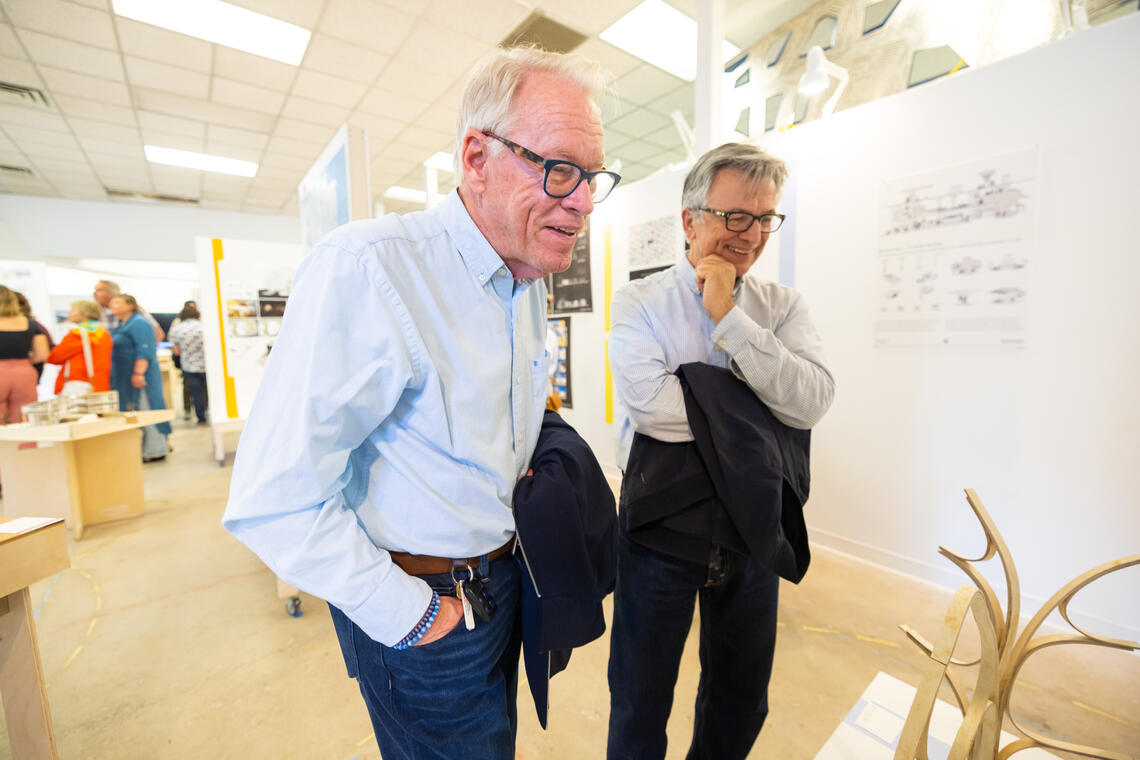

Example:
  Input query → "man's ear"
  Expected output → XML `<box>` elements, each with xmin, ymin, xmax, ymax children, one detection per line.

<box><xmin>459</xmin><ymin>129</ymin><xmax>489</xmax><ymax>193</ymax></box>
<box><xmin>681</xmin><ymin>207</ymin><xmax>696</xmax><ymax>241</ymax></box>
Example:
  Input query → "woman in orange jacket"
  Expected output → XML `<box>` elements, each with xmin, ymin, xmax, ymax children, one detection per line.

<box><xmin>47</xmin><ymin>300</ymin><xmax>112</xmax><ymax>395</ymax></box>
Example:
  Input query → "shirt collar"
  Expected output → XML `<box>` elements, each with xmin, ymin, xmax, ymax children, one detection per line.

<box><xmin>439</xmin><ymin>189</ymin><xmax>518</xmax><ymax>288</ymax></box>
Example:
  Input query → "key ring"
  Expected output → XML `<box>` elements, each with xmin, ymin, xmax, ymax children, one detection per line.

<box><xmin>450</xmin><ymin>561</ymin><xmax>474</xmax><ymax>584</ymax></box>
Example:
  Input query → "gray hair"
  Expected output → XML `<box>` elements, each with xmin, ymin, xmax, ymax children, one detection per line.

<box><xmin>682</xmin><ymin>143</ymin><xmax>788</xmax><ymax>210</ymax></box>
<box><xmin>96</xmin><ymin>279</ymin><xmax>121</xmax><ymax>295</ymax></box>
<box><xmin>454</xmin><ymin>46</ymin><xmax>610</xmax><ymax>175</ymax></box>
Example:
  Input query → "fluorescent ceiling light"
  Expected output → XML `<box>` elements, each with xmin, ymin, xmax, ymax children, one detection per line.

<box><xmin>112</xmin><ymin>0</ymin><xmax>311</xmax><ymax>66</ymax></box>
<box><xmin>145</xmin><ymin>145</ymin><xmax>258</xmax><ymax>177</ymax></box>
<box><xmin>423</xmin><ymin>152</ymin><xmax>455</xmax><ymax>173</ymax></box>
<box><xmin>600</xmin><ymin>0</ymin><xmax>740</xmax><ymax>82</ymax></box>
<box><xmin>383</xmin><ymin>186</ymin><xmax>427</xmax><ymax>204</ymax></box>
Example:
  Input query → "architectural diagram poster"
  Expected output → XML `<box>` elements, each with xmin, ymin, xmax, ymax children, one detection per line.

<box><xmin>551</xmin><ymin>226</ymin><xmax>592</xmax><ymax>313</ymax></box>
<box><xmin>628</xmin><ymin>215</ymin><xmax>680</xmax><ymax>275</ymax></box>
<box><xmin>548</xmin><ymin>317</ymin><xmax>571</xmax><ymax>408</ymax></box>
<box><xmin>298</xmin><ymin>123</ymin><xmax>371</xmax><ymax>252</ymax></box>
<box><xmin>875</xmin><ymin>148</ymin><xmax>1037</xmax><ymax>347</ymax></box>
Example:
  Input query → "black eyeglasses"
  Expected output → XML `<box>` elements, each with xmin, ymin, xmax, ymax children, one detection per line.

<box><xmin>484</xmin><ymin>132</ymin><xmax>621</xmax><ymax>203</ymax></box>
<box><xmin>698</xmin><ymin>207</ymin><xmax>786</xmax><ymax>234</ymax></box>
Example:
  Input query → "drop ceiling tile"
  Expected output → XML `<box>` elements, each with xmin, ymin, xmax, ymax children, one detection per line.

<box><xmin>600</xmin><ymin>92</ymin><xmax>639</xmax><ymax>123</ymax></box>
<box><xmin>280</xmin><ymin>96</ymin><xmax>348</xmax><ymax>127</ymax></box>
<box><xmin>302</xmin><ymin>34</ymin><xmax>389</xmax><ymax>84</ymax></box>
<box><xmin>259</xmin><ymin>152</ymin><xmax>314</xmax><ymax>171</ymax></box>
<box><xmin>370</xmin><ymin>154</ymin><xmax>417</xmax><ymax>178</ymax></box>
<box><xmin>537</xmin><ymin>0</ymin><xmax>643</xmax><ymax>37</ymax></box>
<box><xmin>134</xmin><ymin>88</ymin><xmax>277</xmax><ymax>133</ymax></box>
<box><xmin>252</xmin><ymin>166</ymin><xmax>302</xmax><ymax>185</ymax></box>
<box><xmin>77</xmin><ymin>135</ymin><xmax>145</xmax><ymax>158</ymax></box>
<box><xmin>4</xmin><ymin>125</ymin><xmax>78</xmax><ymax>151</ymax></box>
<box><xmin>615</xmin><ymin>65</ymin><xmax>687</xmax><ymax>107</ymax></box>
<box><xmin>0</xmin><ymin>24</ymin><xmax>25</xmax><ymax>59</ymax></box>
<box><xmin>645</xmin><ymin>123</ymin><xmax>684</xmax><ymax>150</ymax></box>
<box><xmin>54</xmin><ymin>96</ymin><xmax>136</xmax><ymax>128</ymax></box>
<box><xmin>282</xmin><ymin>196</ymin><xmax>299</xmax><ymax>214</ymax></box>
<box><xmin>90</xmin><ymin>155</ymin><xmax>150</xmax><ymax>174</ymax></box>
<box><xmin>4</xmin><ymin>0</ymin><xmax>117</xmax><ymax>50</ymax></box>
<box><xmin>59</xmin><ymin>186</ymin><xmax>109</xmax><ymax>200</ymax></box>
<box><xmin>114</xmin><ymin>17</ymin><xmax>213</xmax><ymax>73</ymax></box>
<box><xmin>645</xmin><ymin>83</ymin><xmax>695</xmax><ymax>119</ymax></box>
<box><xmin>649</xmin><ymin>145</ymin><xmax>688</xmax><ymax>165</ymax></box>
<box><xmin>202</xmin><ymin>173</ymin><xmax>253</xmax><ymax>193</ymax></box>
<box><xmin>391</xmin><ymin>124</ymin><xmax>453</xmax><ymax>153</ymax></box>
<box><xmin>228</xmin><ymin>0</ymin><xmax>325</xmax><ymax>30</ymax></box>
<box><xmin>137</xmin><ymin>111</ymin><xmax>206</xmax><ymax>139</ymax></box>
<box><xmin>273</xmin><ymin>118</ymin><xmax>335</xmax><ymax>145</ymax></box>
<box><xmin>124</xmin><ymin>57</ymin><xmax>209</xmax><ymax>99</ymax></box>
<box><xmin>140</xmin><ymin>131</ymin><xmax>205</xmax><ymax>153</ymax></box>
<box><xmin>203</xmin><ymin>141</ymin><xmax>262</xmax><ymax>163</ymax></box>
<box><xmin>68</xmin><ymin>118</ymin><xmax>140</xmax><ymax>144</ymax></box>
<box><xmin>575</xmin><ymin>38</ymin><xmax>647</xmax><ymax>81</ymax></box>
<box><xmin>349</xmin><ymin>112</ymin><xmax>406</xmax><ymax>144</ymax></box>
<box><xmin>24</xmin><ymin>155</ymin><xmax>90</xmax><ymax>174</ymax></box>
<box><xmin>213</xmin><ymin>47</ymin><xmax>298</xmax><ymax>92</ymax></box>
<box><xmin>199</xmin><ymin>198</ymin><xmax>244</xmax><ymax>211</ymax></box>
<box><xmin>207</xmin><ymin>124</ymin><xmax>270</xmax><ymax>152</ymax></box>
<box><xmin>52</xmin><ymin>178</ymin><xmax>105</xmax><ymax>194</ymax></box>
<box><xmin>617</xmin><ymin>160</ymin><xmax>656</xmax><ymax>184</ymax></box>
<box><xmin>265</xmin><ymin>135</ymin><xmax>323</xmax><ymax>162</ymax></box>
<box><xmin>0</xmin><ymin>104</ymin><xmax>71</xmax><ymax>132</ymax></box>
<box><xmin>396</xmin><ymin>25</ymin><xmax>492</xmax><ymax>80</ymax></box>
<box><xmin>357</xmin><ymin>87</ymin><xmax>431</xmax><ymax>123</ymax></box>
<box><xmin>291</xmin><ymin>69</ymin><xmax>367</xmax><ymax>108</ymax></box>
<box><xmin>95</xmin><ymin>169</ymin><xmax>152</xmax><ymax>188</ymax></box>
<box><xmin>0</xmin><ymin>56</ymin><xmax>42</xmax><ymax>89</ymax></box>
<box><xmin>370</xmin><ymin>58</ymin><xmax>455</xmax><ymax>103</ymax></box>
<box><xmin>24</xmin><ymin>146</ymin><xmax>89</xmax><ymax>166</ymax></box>
<box><xmin>607</xmin><ymin>108</ymin><xmax>673</xmax><ymax>140</ymax></box>
<box><xmin>418</xmin><ymin>0</ymin><xmax>531</xmax><ymax>45</ymax></box>
<box><xmin>18</xmin><ymin>30</ymin><xmax>124</xmax><ymax>81</ymax></box>
<box><xmin>38</xmin><ymin>66</ymin><xmax>132</xmax><ymax>105</ymax></box>
<box><xmin>0</xmin><ymin>177</ymin><xmax>55</xmax><ymax>195</ymax></box>
<box><xmin>604</xmin><ymin>130</ymin><xmax>632</xmax><ymax>156</ymax></box>
<box><xmin>212</xmin><ymin>77</ymin><xmax>287</xmax><ymax>115</ymax></box>
<box><xmin>608</xmin><ymin>139</ymin><xmax>663</xmax><ymax>165</ymax></box>
<box><xmin>319</xmin><ymin>0</ymin><xmax>417</xmax><ymax>54</ymax></box>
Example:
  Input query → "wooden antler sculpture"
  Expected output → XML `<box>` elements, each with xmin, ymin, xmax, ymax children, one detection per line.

<box><xmin>893</xmin><ymin>489</ymin><xmax>1139</xmax><ymax>760</ymax></box>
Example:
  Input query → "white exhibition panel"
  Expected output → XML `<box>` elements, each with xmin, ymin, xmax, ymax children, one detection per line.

<box><xmin>194</xmin><ymin>237</ymin><xmax>305</xmax><ymax>427</ymax></box>
<box><xmin>755</xmin><ymin>15</ymin><xmax>1140</xmax><ymax>639</ymax></box>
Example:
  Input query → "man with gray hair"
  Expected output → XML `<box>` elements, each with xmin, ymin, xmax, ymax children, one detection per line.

<box><xmin>222</xmin><ymin>46</ymin><xmax>619</xmax><ymax>758</ymax></box>
<box><xmin>607</xmin><ymin>142</ymin><xmax>834</xmax><ymax>759</ymax></box>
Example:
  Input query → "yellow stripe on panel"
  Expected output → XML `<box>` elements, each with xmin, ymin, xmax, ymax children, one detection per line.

<box><xmin>604</xmin><ymin>224</ymin><xmax>614</xmax><ymax>424</ymax></box>
<box><xmin>605</xmin><ymin>340</ymin><xmax>613</xmax><ymax>424</ymax></box>
<box><xmin>212</xmin><ymin>239</ymin><xmax>239</xmax><ymax>418</ymax></box>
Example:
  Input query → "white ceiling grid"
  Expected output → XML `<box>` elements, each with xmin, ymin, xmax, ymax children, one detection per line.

<box><xmin>0</xmin><ymin>0</ymin><xmax>810</xmax><ymax>217</ymax></box>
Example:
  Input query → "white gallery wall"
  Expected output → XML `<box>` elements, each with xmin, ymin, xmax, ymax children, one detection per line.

<box><xmin>574</xmin><ymin>14</ymin><xmax>1139</xmax><ymax>640</ymax></box>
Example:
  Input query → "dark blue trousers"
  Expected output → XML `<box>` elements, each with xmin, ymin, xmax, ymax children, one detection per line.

<box><xmin>607</xmin><ymin>532</ymin><xmax>780</xmax><ymax>760</ymax></box>
<box><xmin>182</xmin><ymin>371</ymin><xmax>207</xmax><ymax>423</ymax></box>
<box><xmin>329</xmin><ymin>554</ymin><xmax>521</xmax><ymax>760</ymax></box>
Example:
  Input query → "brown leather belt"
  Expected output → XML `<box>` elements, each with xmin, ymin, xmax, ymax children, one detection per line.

<box><xmin>389</xmin><ymin>536</ymin><xmax>515</xmax><ymax>576</ymax></box>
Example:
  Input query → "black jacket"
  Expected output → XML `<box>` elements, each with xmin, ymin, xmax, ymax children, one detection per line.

<box><xmin>621</xmin><ymin>362</ymin><xmax>812</xmax><ymax>583</ymax></box>
<box><xmin>513</xmin><ymin>410</ymin><xmax>617</xmax><ymax>727</ymax></box>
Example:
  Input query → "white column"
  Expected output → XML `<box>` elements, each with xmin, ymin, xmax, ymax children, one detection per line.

<box><xmin>694</xmin><ymin>0</ymin><xmax>724</xmax><ymax>155</ymax></box>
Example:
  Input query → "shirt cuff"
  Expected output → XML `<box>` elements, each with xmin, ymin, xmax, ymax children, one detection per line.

<box><xmin>343</xmin><ymin>569</ymin><xmax>435</xmax><ymax>647</ymax></box>
<box><xmin>710</xmin><ymin>305</ymin><xmax>754</xmax><ymax>357</ymax></box>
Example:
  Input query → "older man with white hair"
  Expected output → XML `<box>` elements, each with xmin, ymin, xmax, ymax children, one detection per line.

<box><xmin>222</xmin><ymin>46</ymin><xmax>619</xmax><ymax>759</ymax></box>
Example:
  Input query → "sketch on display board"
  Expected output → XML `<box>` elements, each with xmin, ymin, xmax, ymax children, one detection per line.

<box><xmin>875</xmin><ymin>147</ymin><xmax>1037</xmax><ymax>347</ymax></box>
<box><xmin>550</xmin><ymin>225</ymin><xmax>592</xmax><ymax>313</ymax></box>
<box><xmin>628</xmin><ymin>215</ymin><xmax>681</xmax><ymax>277</ymax></box>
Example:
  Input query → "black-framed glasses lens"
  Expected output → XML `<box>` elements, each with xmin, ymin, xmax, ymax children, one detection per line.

<box><xmin>544</xmin><ymin>162</ymin><xmax>621</xmax><ymax>203</ymax></box>
<box><xmin>725</xmin><ymin>212</ymin><xmax>784</xmax><ymax>233</ymax></box>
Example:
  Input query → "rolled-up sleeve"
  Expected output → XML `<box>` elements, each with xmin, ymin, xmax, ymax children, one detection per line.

<box><xmin>222</xmin><ymin>242</ymin><xmax>432</xmax><ymax>646</ymax></box>
<box><xmin>711</xmin><ymin>292</ymin><xmax>835</xmax><ymax>429</ymax></box>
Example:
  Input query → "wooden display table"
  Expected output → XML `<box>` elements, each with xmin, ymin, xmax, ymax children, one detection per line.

<box><xmin>0</xmin><ymin>410</ymin><xmax>175</xmax><ymax>539</ymax></box>
<box><xmin>0</xmin><ymin>516</ymin><xmax>69</xmax><ymax>759</ymax></box>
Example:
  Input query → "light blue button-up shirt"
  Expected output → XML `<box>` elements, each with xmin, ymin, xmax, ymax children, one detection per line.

<box><xmin>611</xmin><ymin>255</ymin><xmax>835</xmax><ymax>470</ymax></box>
<box><xmin>222</xmin><ymin>190</ymin><xmax>548</xmax><ymax>645</ymax></box>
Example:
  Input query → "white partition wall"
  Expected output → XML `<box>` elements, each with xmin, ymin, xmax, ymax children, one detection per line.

<box><xmin>754</xmin><ymin>15</ymin><xmax>1140</xmax><ymax>639</ymax></box>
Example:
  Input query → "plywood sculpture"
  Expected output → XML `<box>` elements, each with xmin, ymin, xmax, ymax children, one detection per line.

<box><xmin>894</xmin><ymin>488</ymin><xmax>1139</xmax><ymax>760</ymax></box>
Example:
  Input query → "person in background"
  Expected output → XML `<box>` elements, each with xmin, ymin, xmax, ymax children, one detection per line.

<box><xmin>169</xmin><ymin>300</ymin><xmax>199</xmax><ymax>420</ymax></box>
<box><xmin>95</xmin><ymin>279</ymin><xmax>164</xmax><ymax>341</ymax></box>
<box><xmin>606</xmin><ymin>143</ymin><xmax>835</xmax><ymax>760</ymax></box>
<box><xmin>14</xmin><ymin>291</ymin><xmax>55</xmax><ymax>381</ymax></box>
<box><xmin>0</xmin><ymin>284</ymin><xmax>49</xmax><ymax>424</ymax></box>
<box><xmin>222</xmin><ymin>46</ymin><xmax>618</xmax><ymax>759</ymax></box>
<box><xmin>167</xmin><ymin>303</ymin><xmax>208</xmax><ymax>426</ymax></box>
<box><xmin>109</xmin><ymin>293</ymin><xmax>172</xmax><ymax>461</ymax></box>
<box><xmin>46</xmin><ymin>300</ymin><xmax>112</xmax><ymax>396</ymax></box>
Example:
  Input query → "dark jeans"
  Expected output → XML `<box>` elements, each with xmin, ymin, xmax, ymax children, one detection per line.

<box><xmin>607</xmin><ymin>533</ymin><xmax>780</xmax><ymax>760</ymax></box>
<box><xmin>329</xmin><ymin>553</ymin><xmax>522</xmax><ymax>760</ymax></box>
<box><xmin>182</xmin><ymin>371</ymin><xmax>207</xmax><ymax>423</ymax></box>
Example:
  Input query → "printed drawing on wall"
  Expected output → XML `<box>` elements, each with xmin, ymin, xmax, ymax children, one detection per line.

<box><xmin>628</xmin><ymin>215</ymin><xmax>681</xmax><ymax>276</ymax></box>
<box><xmin>551</xmin><ymin>225</ymin><xmax>592</xmax><ymax>313</ymax></box>
<box><xmin>548</xmin><ymin>317</ymin><xmax>571</xmax><ymax>409</ymax></box>
<box><xmin>875</xmin><ymin>147</ymin><xmax>1037</xmax><ymax>347</ymax></box>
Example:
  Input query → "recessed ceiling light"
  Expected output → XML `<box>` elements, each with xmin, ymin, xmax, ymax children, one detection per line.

<box><xmin>600</xmin><ymin>0</ymin><xmax>740</xmax><ymax>82</ymax></box>
<box><xmin>383</xmin><ymin>186</ymin><xmax>427</xmax><ymax>204</ymax></box>
<box><xmin>144</xmin><ymin>145</ymin><xmax>258</xmax><ymax>177</ymax></box>
<box><xmin>112</xmin><ymin>0</ymin><xmax>311</xmax><ymax>66</ymax></box>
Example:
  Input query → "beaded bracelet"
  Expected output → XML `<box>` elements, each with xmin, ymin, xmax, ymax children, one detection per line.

<box><xmin>392</xmin><ymin>589</ymin><xmax>441</xmax><ymax>650</ymax></box>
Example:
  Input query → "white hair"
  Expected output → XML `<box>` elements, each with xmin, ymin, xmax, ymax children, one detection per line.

<box><xmin>454</xmin><ymin>46</ymin><xmax>611</xmax><ymax>175</ymax></box>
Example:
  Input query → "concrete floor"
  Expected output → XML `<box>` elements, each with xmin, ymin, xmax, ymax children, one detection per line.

<box><xmin>2</xmin><ymin>420</ymin><xmax>1137</xmax><ymax>759</ymax></box>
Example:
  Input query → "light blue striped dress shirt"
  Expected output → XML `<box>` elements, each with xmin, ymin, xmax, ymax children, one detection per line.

<box><xmin>611</xmin><ymin>255</ymin><xmax>835</xmax><ymax>470</ymax></box>
<box><xmin>223</xmin><ymin>190</ymin><xmax>548</xmax><ymax>646</ymax></box>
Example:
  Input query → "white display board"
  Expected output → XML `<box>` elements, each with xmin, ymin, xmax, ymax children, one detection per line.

<box><xmin>298</xmin><ymin>123</ymin><xmax>371</xmax><ymax>251</ymax></box>
<box><xmin>194</xmin><ymin>237</ymin><xmax>305</xmax><ymax>430</ymax></box>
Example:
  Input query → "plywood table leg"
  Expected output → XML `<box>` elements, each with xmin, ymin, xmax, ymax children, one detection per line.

<box><xmin>0</xmin><ymin>588</ymin><xmax>60</xmax><ymax>759</ymax></box>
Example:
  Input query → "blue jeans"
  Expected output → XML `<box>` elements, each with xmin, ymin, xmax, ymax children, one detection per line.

<box><xmin>183</xmin><ymin>371</ymin><xmax>207</xmax><ymax>423</ymax></box>
<box><xmin>329</xmin><ymin>553</ymin><xmax>522</xmax><ymax>760</ymax></box>
<box><xmin>607</xmin><ymin>533</ymin><xmax>779</xmax><ymax>760</ymax></box>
